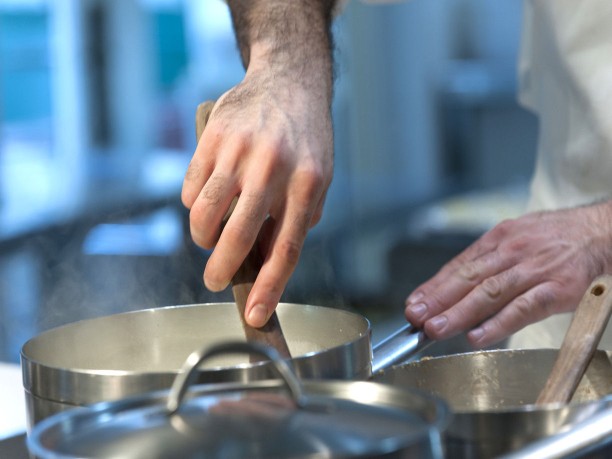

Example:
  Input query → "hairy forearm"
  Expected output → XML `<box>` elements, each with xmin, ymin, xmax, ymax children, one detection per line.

<box><xmin>586</xmin><ymin>198</ymin><xmax>612</xmax><ymax>274</ymax></box>
<box><xmin>227</xmin><ymin>0</ymin><xmax>336</xmax><ymax>100</ymax></box>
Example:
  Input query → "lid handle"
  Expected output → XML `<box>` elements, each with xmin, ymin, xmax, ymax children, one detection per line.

<box><xmin>166</xmin><ymin>341</ymin><xmax>304</xmax><ymax>415</ymax></box>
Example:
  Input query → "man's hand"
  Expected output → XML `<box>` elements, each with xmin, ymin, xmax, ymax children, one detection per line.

<box><xmin>405</xmin><ymin>200</ymin><xmax>612</xmax><ymax>347</ymax></box>
<box><xmin>182</xmin><ymin>77</ymin><xmax>333</xmax><ymax>327</ymax></box>
<box><xmin>182</xmin><ymin>0</ymin><xmax>336</xmax><ymax>328</ymax></box>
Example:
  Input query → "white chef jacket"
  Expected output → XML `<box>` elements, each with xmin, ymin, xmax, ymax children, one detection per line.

<box><xmin>519</xmin><ymin>0</ymin><xmax>612</xmax><ymax>212</ymax></box>
<box><xmin>510</xmin><ymin>0</ymin><xmax>612</xmax><ymax>350</ymax></box>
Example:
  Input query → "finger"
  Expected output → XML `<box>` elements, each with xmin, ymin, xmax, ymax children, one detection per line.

<box><xmin>422</xmin><ymin>265</ymin><xmax>534</xmax><ymax>340</ymax></box>
<box><xmin>466</xmin><ymin>282</ymin><xmax>563</xmax><ymax>348</ymax></box>
<box><xmin>406</xmin><ymin>229</ymin><xmax>503</xmax><ymax>301</ymax></box>
<box><xmin>181</xmin><ymin>127</ymin><xmax>220</xmax><ymax>208</ymax></box>
<box><xmin>404</xmin><ymin>220</ymin><xmax>517</xmax><ymax>309</ymax></box>
<box><xmin>405</xmin><ymin>248</ymin><xmax>512</xmax><ymax>327</ymax></box>
<box><xmin>309</xmin><ymin>187</ymin><xmax>329</xmax><ymax>227</ymax></box>
<box><xmin>189</xmin><ymin>173</ymin><xmax>239</xmax><ymax>251</ymax></box>
<box><xmin>203</xmin><ymin>189</ymin><xmax>270</xmax><ymax>292</ymax></box>
<box><xmin>244</xmin><ymin>199</ymin><xmax>318</xmax><ymax>328</ymax></box>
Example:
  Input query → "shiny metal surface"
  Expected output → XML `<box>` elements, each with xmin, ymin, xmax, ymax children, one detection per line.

<box><xmin>499</xmin><ymin>397</ymin><xmax>612</xmax><ymax>459</ymax></box>
<box><xmin>375</xmin><ymin>348</ymin><xmax>612</xmax><ymax>458</ymax></box>
<box><xmin>371</xmin><ymin>323</ymin><xmax>431</xmax><ymax>373</ymax></box>
<box><xmin>22</xmin><ymin>303</ymin><xmax>372</xmax><ymax>427</ymax></box>
<box><xmin>166</xmin><ymin>341</ymin><xmax>305</xmax><ymax>414</ymax></box>
<box><xmin>27</xmin><ymin>342</ymin><xmax>451</xmax><ymax>459</ymax></box>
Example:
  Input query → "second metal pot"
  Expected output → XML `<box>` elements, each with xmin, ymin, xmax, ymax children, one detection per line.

<box><xmin>374</xmin><ymin>348</ymin><xmax>612</xmax><ymax>458</ymax></box>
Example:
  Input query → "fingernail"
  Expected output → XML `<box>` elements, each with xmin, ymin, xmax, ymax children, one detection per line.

<box><xmin>407</xmin><ymin>303</ymin><xmax>428</xmax><ymax>319</ymax></box>
<box><xmin>469</xmin><ymin>327</ymin><xmax>485</xmax><ymax>342</ymax></box>
<box><xmin>407</xmin><ymin>291</ymin><xmax>424</xmax><ymax>304</ymax></box>
<box><xmin>247</xmin><ymin>304</ymin><xmax>268</xmax><ymax>327</ymax></box>
<box><xmin>428</xmin><ymin>315</ymin><xmax>448</xmax><ymax>332</ymax></box>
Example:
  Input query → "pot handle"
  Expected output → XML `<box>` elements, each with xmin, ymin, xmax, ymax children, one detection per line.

<box><xmin>371</xmin><ymin>323</ymin><xmax>433</xmax><ymax>374</ymax></box>
<box><xmin>166</xmin><ymin>341</ymin><xmax>305</xmax><ymax>415</ymax></box>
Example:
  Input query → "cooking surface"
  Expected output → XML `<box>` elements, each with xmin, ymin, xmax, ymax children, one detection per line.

<box><xmin>0</xmin><ymin>434</ymin><xmax>28</xmax><ymax>459</ymax></box>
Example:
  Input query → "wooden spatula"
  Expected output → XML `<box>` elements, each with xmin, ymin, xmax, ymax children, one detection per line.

<box><xmin>195</xmin><ymin>101</ymin><xmax>292</xmax><ymax>359</ymax></box>
<box><xmin>536</xmin><ymin>274</ymin><xmax>612</xmax><ymax>405</ymax></box>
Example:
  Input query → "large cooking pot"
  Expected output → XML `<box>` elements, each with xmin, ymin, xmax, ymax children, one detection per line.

<box><xmin>27</xmin><ymin>341</ymin><xmax>451</xmax><ymax>459</ymax></box>
<box><xmin>21</xmin><ymin>302</ymin><xmax>428</xmax><ymax>428</ymax></box>
<box><xmin>374</xmin><ymin>348</ymin><xmax>612</xmax><ymax>458</ymax></box>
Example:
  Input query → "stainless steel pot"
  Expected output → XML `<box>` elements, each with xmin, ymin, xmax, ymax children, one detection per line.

<box><xmin>374</xmin><ymin>348</ymin><xmax>612</xmax><ymax>458</ymax></box>
<box><xmin>21</xmin><ymin>302</ymin><xmax>428</xmax><ymax>428</ymax></box>
<box><xmin>499</xmin><ymin>396</ymin><xmax>612</xmax><ymax>458</ymax></box>
<box><xmin>27</xmin><ymin>341</ymin><xmax>451</xmax><ymax>459</ymax></box>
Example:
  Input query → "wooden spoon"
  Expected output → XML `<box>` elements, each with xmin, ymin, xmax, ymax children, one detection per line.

<box><xmin>195</xmin><ymin>101</ymin><xmax>292</xmax><ymax>359</ymax></box>
<box><xmin>536</xmin><ymin>274</ymin><xmax>612</xmax><ymax>405</ymax></box>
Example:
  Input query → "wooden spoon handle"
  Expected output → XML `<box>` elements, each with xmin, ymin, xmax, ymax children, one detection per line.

<box><xmin>195</xmin><ymin>102</ymin><xmax>292</xmax><ymax>359</ymax></box>
<box><xmin>536</xmin><ymin>274</ymin><xmax>612</xmax><ymax>405</ymax></box>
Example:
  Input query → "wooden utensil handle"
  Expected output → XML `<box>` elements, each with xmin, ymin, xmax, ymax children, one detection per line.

<box><xmin>536</xmin><ymin>274</ymin><xmax>612</xmax><ymax>405</ymax></box>
<box><xmin>195</xmin><ymin>102</ymin><xmax>292</xmax><ymax>359</ymax></box>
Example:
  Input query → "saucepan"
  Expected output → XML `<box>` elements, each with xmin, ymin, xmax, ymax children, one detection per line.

<box><xmin>375</xmin><ymin>274</ymin><xmax>612</xmax><ymax>458</ymax></box>
<box><xmin>21</xmin><ymin>301</ymin><xmax>429</xmax><ymax>428</ymax></box>
<box><xmin>375</xmin><ymin>348</ymin><xmax>612</xmax><ymax>458</ymax></box>
<box><xmin>27</xmin><ymin>341</ymin><xmax>451</xmax><ymax>459</ymax></box>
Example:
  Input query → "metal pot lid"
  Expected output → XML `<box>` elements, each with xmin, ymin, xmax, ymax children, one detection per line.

<box><xmin>28</xmin><ymin>342</ymin><xmax>450</xmax><ymax>459</ymax></box>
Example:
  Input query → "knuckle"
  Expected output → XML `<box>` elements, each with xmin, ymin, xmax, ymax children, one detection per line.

<box><xmin>505</xmin><ymin>235</ymin><xmax>529</xmax><ymax>255</ymax></box>
<box><xmin>298</xmin><ymin>162</ymin><xmax>327</xmax><ymax>191</ymax></box>
<box><xmin>183</xmin><ymin>161</ymin><xmax>202</xmax><ymax>183</ymax></box>
<box><xmin>481</xmin><ymin>276</ymin><xmax>502</xmax><ymax>300</ymax></box>
<box><xmin>512</xmin><ymin>288</ymin><xmax>557</xmax><ymax>324</ymax></box>
<box><xmin>231</xmin><ymin>130</ymin><xmax>253</xmax><ymax>154</ymax></box>
<box><xmin>201</xmin><ymin>175</ymin><xmax>226</xmax><ymax>206</ymax></box>
<box><xmin>458</xmin><ymin>262</ymin><xmax>481</xmax><ymax>282</ymax></box>
<box><xmin>512</xmin><ymin>295</ymin><xmax>533</xmax><ymax>320</ymax></box>
<box><xmin>188</xmin><ymin>208</ymin><xmax>216</xmax><ymax>249</ymax></box>
<box><xmin>492</xmin><ymin>218</ymin><xmax>516</xmax><ymax>237</ymax></box>
<box><xmin>275</xmin><ymin>237</ymin><xmax>302</xmax><ymax>267</ymax></box>
<box><xmin>261</xmin><ymin>137</ymin><xmax>287</xmax><ymax>163</ymax></box>
<box><xmin>532</xmin><ymin>286</ymin><xmax>558</xmax><ymax>316</ymax></box>
<box><xmin>182</xmin><ymin>165</ymin><xmax>205</xmax><ymax>208</ymax></box>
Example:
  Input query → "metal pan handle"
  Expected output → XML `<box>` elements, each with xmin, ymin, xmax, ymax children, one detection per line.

<box><xmin>166</xmin><ymin>341</ymin><xmax>304</xmax><ymax>415</ymax></box>
<box><xmin>371</xmin><ymin>323</ymin><xmax>433</xmax><ymax>374</ymax></box>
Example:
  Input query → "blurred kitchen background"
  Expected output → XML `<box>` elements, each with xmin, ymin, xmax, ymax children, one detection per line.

<box><xmin>0</xmin><ymin>0</ymin><xmax>538</xmax><ymax>364</ymax></box>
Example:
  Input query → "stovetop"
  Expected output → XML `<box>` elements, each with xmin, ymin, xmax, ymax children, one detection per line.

<box><xmin>0</xmin><ymin>433</ymin><xmax>28</xmax><ymax>459</ymax></box>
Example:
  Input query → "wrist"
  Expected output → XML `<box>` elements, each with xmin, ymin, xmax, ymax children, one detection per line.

<box><xmin>586</xmin><ymin>199</ymin><xmax>612</xmax><ymax>275</ymax></box>
<box><xmin>246</xmin><ymin>41</ymin><xmax>333</xmax><ymax>100</ymax></box>
<box><xmin>228</xmin><ymin>0</ymin><xmax>335</xmax><ymax>102</ymax></box>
